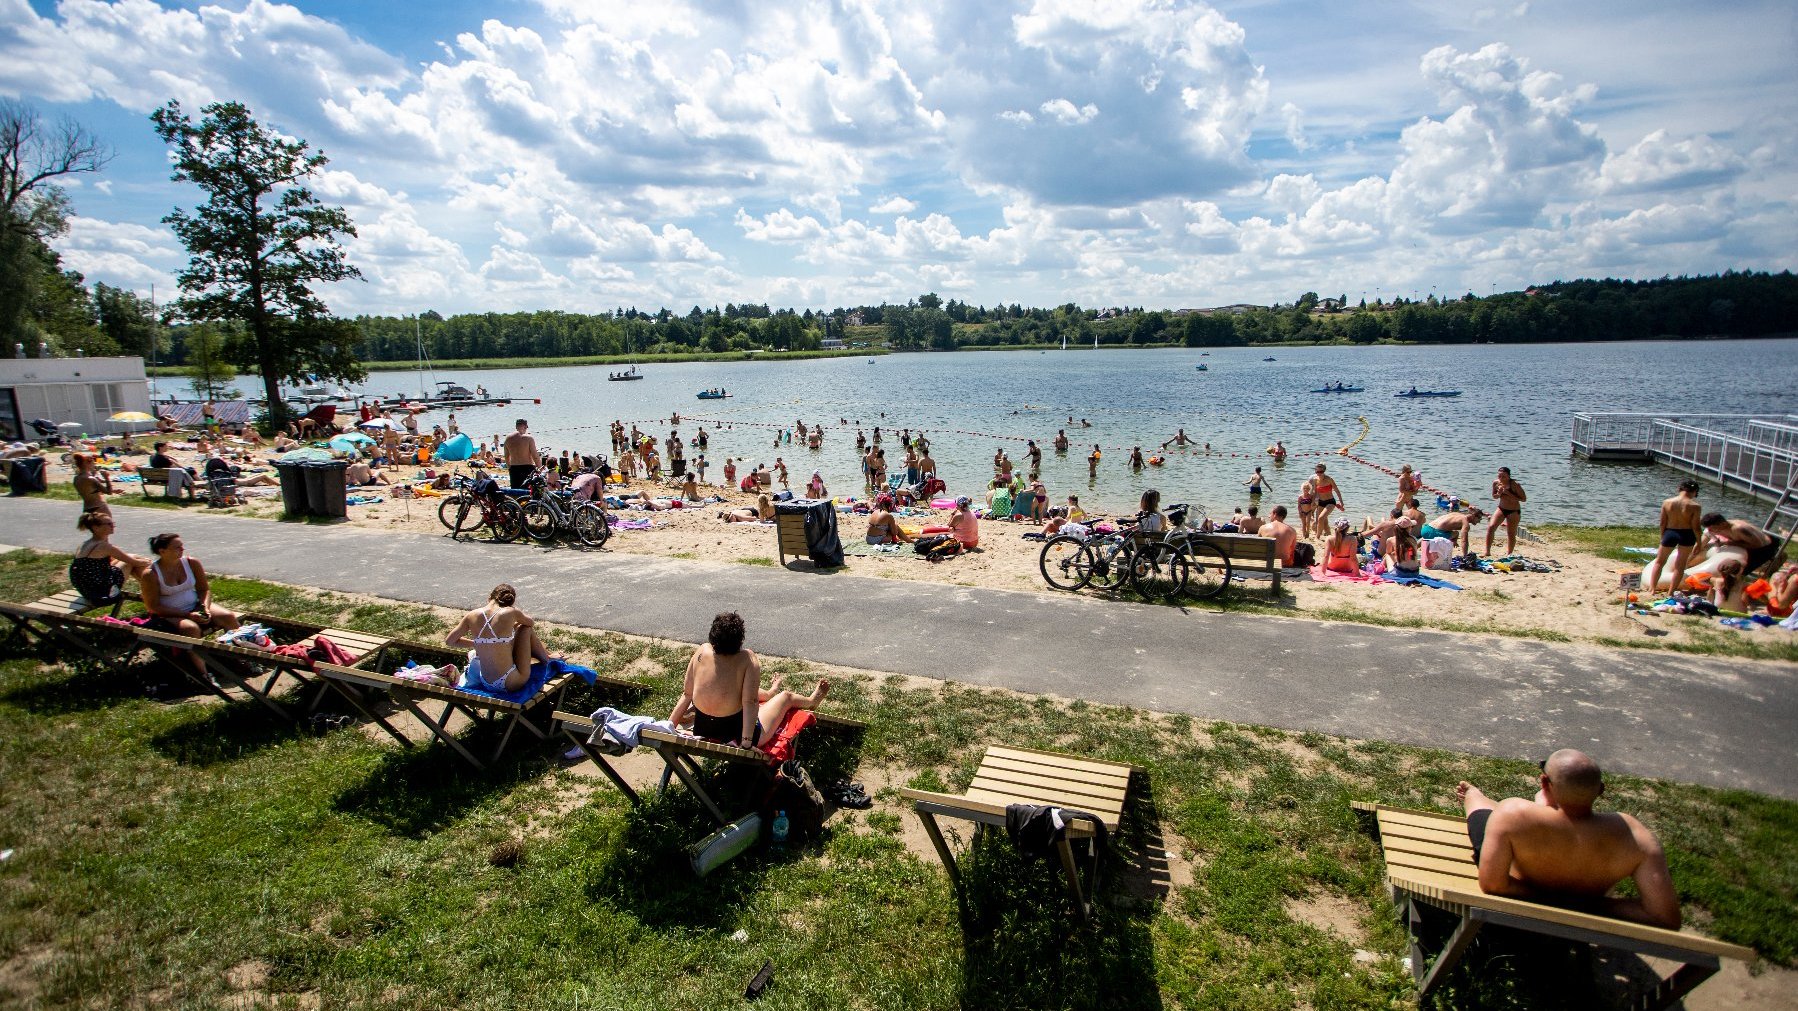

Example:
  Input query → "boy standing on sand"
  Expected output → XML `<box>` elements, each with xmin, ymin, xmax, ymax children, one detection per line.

<box><xmin>1647</xmin><ymin>480</ymin><xmax>1703</xmax><ymax>593</ymax></box>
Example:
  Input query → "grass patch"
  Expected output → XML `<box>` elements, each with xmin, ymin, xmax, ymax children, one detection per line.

<box><xmin>1539</xmin><ymin>523</ymin><xmax>1797</xmax><ymax>565</ymax></box>
<box><xmin>0</xmin><ymin>554</ymin><xmax>1792</xmax><ymax>1008</ymax></box>
<box><xmin>736</xmin><ymin>556</ymin><xmax>776</xmax><ymax>567</ymax></box>
<box><xmin>1312</xmin><ymin>605</ymin><xmax>1572</xmax><ymax>642</ymax></box>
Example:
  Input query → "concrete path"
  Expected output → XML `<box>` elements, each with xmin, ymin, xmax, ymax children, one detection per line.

<box><xmin>3</xmin><ymin>496</ymin><xmax>1794</xmax><ymax>798</ymax></box>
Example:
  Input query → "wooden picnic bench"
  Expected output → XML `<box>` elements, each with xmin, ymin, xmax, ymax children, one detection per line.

<box><xmin>178</xmin><ymin>615</ymin><xmax>394</xmax><ymax>728</ymax></box>
<box><xmin>555</xmin><ymin>708</ymin><xmax>867</xmax><ymax>825</ymax></box>
<box><xmin>902</xmin><ymin>745</ymin><xmax>1138</xmax><ymax>920</ymax></box>
<box><xmin>0</xmin><ymin>589</ymin><xmax>144</xmax><ymax>664</ymax></box>
<box><xmin>137</xmin><ymin>466</ymin><xmax>195</xmax><ymax>499</ymax></box>
<box><xmin>1201</xmin><ymin>531</ymin><xmax>1286</xmax><ymax>594</ymax></box>
<box><xmin>775</xmin><ymin>512</ymin><xmax>809</xmax><ymax>566</ymax></box>
<box><xmin>1358</xmin><ymin>802</ymin><xmax>1756</xmax><ymax>1009</ymax></box>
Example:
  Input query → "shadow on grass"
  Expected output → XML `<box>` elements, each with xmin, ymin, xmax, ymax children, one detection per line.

<box><xmin>0</xmin><ymin>646</ymin><xmax>197</xmax><ymax>714</ymax></box>
<box><xmin>954</xmin><ymin>771</ymin><xmax>1167</xmax><ymax>1011</ymax></box>
<box><xmin>331</xmin><ymin>734</ymin><xmax>548</xmax><ymax>839</ymax></box>
<box><xmin>585</xmin><ymin>779</ymin><xmax>777</xmax><ymax>931</ymax></box>
<box><xmin>148</xmin><ymin>696</ymin><xmax>301</xmax><ymax>766</ymax></box>
<box><xmin>1410</xmin><ymin>905</ymin><xmax>1680</xmax><ymax>1010</ymax></box>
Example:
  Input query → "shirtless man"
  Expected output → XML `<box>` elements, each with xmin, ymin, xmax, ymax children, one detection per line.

<box><xmin>1260</xmin><ymin>505</ymin><xmax>1298</xmax><ymax>567</ymax></box>
<box><xmin>1160</xmin><ymin>429</ymin><xmax>1196</xmax><ymax>451</ymax></box>
<box><xmin>1485</xmin><ymin>466</ymin><xmax>1527</xmax><ymax>556</ymax></box>
<box><xmin>1701</xmin><ymin>512</ymin><xmax>1781</xmax><ymax>577</ymax></box>
<box><xmin>503</xmin><ymin>419</ymin><xmax>538</xmax><ymax>489</ymax></box>
<box><xmin>917</xmin><ymin>448</ymin><xmax>936</xmax><ymax>479</ymax></box>
<box><xmin>670</xmin><ymin>612</ymin><xmax>829</xmax><ymax>748</ymax></box>
<box><xmin>1647</xmin><ymin>481</ymin><xmax>1703</xmax><ymax>594</ymax></box>
<box><xmin>1456</xmin><ymin>750</ymin><xmax>1679</xmax><ymax>928</ymax></box>
<box><xmin>1238</xmin><ymin>505</ymin><xmax>1265</xmax><ymax>535</ymax></box>
<box><xmin>1053</xmin><ymin>429</ymin><xmax>1069</xmax><ymax>452</ymax></box>
<box><xmin>1423</xmin><ymin>505</ymin><xmax>1485</xmax><ymax>554</ymax></box>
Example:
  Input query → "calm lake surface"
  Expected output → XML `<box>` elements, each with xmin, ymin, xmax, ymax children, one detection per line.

<box><xmin>229</xmin><ymin>339</ymin><xmax>1798</xmax><ymax>525</ymax></box>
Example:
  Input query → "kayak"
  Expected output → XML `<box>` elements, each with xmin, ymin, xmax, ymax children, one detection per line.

<box><xmin>1395</xmin><ymin>390</ymin><xmax>1462</xmax><ymax>398</ymax></box>
<box><xmin>695</xmin><ymin>391</ymin><xmax>731</xmax><ymax>399</ymax></box>
<box><xmin>1309</xmin><ymin>386</ymin><xmax>1364</xmax><ymax>393</ymax></box>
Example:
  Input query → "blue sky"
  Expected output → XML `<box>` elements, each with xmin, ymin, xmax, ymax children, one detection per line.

<box><xmin>3</xmin><ymin>0</ymin><xmax>1794</xmax><ymax>316</ymax></box>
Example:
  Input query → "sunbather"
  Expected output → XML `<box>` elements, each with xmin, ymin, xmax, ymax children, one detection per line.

<box><xmin>138</xmin><ymin>532</ymin><xmax>241</xmax><ymax>672</ymax></box>
<box><xmin>722</xmin><ymin>493</ymin><xmax>774</xmax><ymax>523</ymax></box>
<box><xmin>1323</xmin><ymin>520</ymin><xmax>1359</xmax><ymax>574</ymax></box>
<box><xmin>669</xmin><ymin>612</ymin><xmax>828</xmax><ymax>747</ymax></box>
<box><xmin>70</xmin><ymin>510</ymin><xmax>146</xmax><ymax>605</ymax></box>
<box><xmin>444</xmin><ymin>583</ymin><xmax>550</xmax><ymax>694</ymax></box>
<box><xmin>865</xmin><ymin>494</ymin><xmax>913</xmax><ymax>544</ymax></box>
<box><xmin>1455</xmin><ymin>749</ymin><xmax>1679</xmax><ymax>928</ymax></box>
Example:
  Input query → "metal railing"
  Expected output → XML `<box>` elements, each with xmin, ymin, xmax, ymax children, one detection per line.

<box><xmin>1573</xmin><ymin>412</ymin><xmax>1798</xmax><ymax>503</ymax></box>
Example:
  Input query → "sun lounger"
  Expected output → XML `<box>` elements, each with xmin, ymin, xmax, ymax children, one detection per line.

<box><xmin>0</xmin><ymin>590</ymin><xmax>144</xmax><ymax>665</ymax></box>
<box><xmin>181</xmin><ymin>615</ymin><xmax>396</xmax><ymax>729</ymax></box>
<box><xmin>902</xmin><ymin>745</ymin><xmax>1137</xmax><ymax>920</ymax></box>
<box><xmin>313</xmin><ymin>639</ymin><xmax>592</xmax><ymax>770</ymax></box>
<box><xmin>1356</xmin><ymin>802</ymin><xmax>1756</xmax><ymax>1009</ymax></box>
<box><xmin>554</xmin><ymin>708</ymin><xmax>867</xmax><ymax>826</ymax></box>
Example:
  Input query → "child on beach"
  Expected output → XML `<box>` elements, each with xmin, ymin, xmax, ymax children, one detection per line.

<box><xmin>722</xmin><ymin>458</ymin><xmax>736</xmax><ymax>487</ymax></box>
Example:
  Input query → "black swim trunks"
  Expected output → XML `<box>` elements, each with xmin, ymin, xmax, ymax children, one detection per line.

<box><xmin>508</xmin><ymin>464</ymin><xmax>534</xmax><ymax>489</ymax></box>
<box><xmin>1466</xmin><ymin>808</ymin><xmax>1492</xmax><ymax>865</ymax></box>
<box><xmin>692</xmin><ymin>708</ymin><xmax>761</xmax><ymax>746</ymax></box>
<box><xmin>1660</xmin><ymin>528</ymin><xmax>1697</xmax><ymax>548</ymax></box>
<box><xmin>1744</xmin><ymin>539</ymin><xmax>1780</xmax><ymax>574</ymax></box>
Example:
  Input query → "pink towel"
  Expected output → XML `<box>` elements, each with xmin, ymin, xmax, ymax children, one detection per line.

<box><xmin>1308</xmin><ymin>565</ymin><xmax>1386</xmax><ymax>585</ymax></box>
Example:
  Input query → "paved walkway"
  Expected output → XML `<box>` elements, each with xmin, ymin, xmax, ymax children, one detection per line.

<box><xmin>3</xmin><ymin>497</ymin><xmax>1794</xmax><ymax>798</ymax></box>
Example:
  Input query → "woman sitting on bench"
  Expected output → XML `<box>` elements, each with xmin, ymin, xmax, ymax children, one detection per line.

<box><xmin>70</xmin><ymin>510</ymin><xmax>146</xmax><ymax>606</ymax></box>
<box><xmin>139</xmin><ymin>532</ymin><xmax>241</xmax><ymax>672</ymax></box>
<box><xmin>444</xmin><ymin>583</ymin><xmax>550</xmax><ymax>694</ymax></box>
<box><xmin>670</xmin><ymin>612</ymin><xmax>828</xmax><ymax>748</ymax></box>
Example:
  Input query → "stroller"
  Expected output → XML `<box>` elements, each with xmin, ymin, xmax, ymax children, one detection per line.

<box><xmin>29</xmin><ymin>419</ymin><xmax>63</xmax><ymax>446</ymax></box>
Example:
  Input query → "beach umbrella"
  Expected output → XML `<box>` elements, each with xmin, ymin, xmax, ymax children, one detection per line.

<box><xmin>433</xmin><ymin>432</ymin><xmax>474</xmax><ymax>461</ymax></box>
<box><xmin>328</xmin><ymin>433</ymin><xmax>373</xmax><ymax>453</ymax></box>
<box><xmin>358</xmin><ymin>418</ymin><xmax>403</xmax><ymax>431</ymax></box>
<box><xmin>109</xmin><ymin>410</ymin><xmax>157</xmax><ymax>438</ymax></box>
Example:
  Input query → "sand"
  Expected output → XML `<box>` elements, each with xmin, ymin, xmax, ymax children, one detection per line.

<box><xmin>64</xmin><ymin>439</ymin><xmax>1793</xmax><ymax>655</ymax></box>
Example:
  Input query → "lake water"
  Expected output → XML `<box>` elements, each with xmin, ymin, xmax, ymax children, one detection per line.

<box><xmin>220</xmin><ymin>338</ymin><xmax>1798</xmax><ymax>525</ymax></box>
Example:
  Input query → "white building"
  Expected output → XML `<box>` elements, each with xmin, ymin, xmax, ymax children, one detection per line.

<box><xmin>0</xmin><ymin>356</ymin><xmax>153</xmax><ymax>441</ymax></box>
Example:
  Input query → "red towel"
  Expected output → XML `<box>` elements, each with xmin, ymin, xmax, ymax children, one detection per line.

<box><xmin>757</xmin><ymin>708</ymin><xmax>816</xmax><ymax>763</ymax></box>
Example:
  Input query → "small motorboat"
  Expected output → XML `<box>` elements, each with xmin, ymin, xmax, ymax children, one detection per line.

<box><xmin>1309</xmin><ymin>385</ymin><xmax>1364</xmax><ymax>393</ymax></box>
<box><xmin>1194</xmin><ymin>364</ymin><xmax>1209</xmax><ymax>371</ymax></box>
<box><xmin>1395</xmin><ymin>389</ymin><xmax>1462</xmax><ymax>398</ymax></box>
<box><xmin>695</xmin><ymin>389</ymin><xmax>731</xmax><ymax>400</ymax></box>
<box><xmin>608</xmin><ymin>366</ymin><xmax>644</xmax><ymax>382</ymax></box>
<box><xmin>1262</xmin><ymin>356</ymin><xmax>1277</xmax><ymax>361</ymax></box>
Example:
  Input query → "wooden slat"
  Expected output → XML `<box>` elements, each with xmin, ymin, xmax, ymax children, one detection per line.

<box><xmin>1379</xmin><ymin>820</ymin><xmax>1477</xmax><ymax>850</ymax></box>
<box><xmin>1383</xmin><ymin>834</ymin><xmax>1477</xmax><ymax>865</ymax></box>
<box><xmin>978</xmin><ymin>753</ymin><xmax>1132</xmax><ymax>796</ymax></box>
<box><xmin>972</xmin><ymin>767</ymin><xmax>1128</xmax><ymax>807</ymax></box>
<box><xmin>1377</xmin><ymin>806</ymin><xmax>1468</xmax><ymax>830</ymax></box>
<box><xmin>963</xmin><ymin>787</ymin><xmax>1123</xmax><ymax>829</ymax></box>
<box><xmin>1386</xmin><ymin>849</ymin><xmax>1484</xmax><ymax>882</ymax></box>
<box><xmin>984</xmin><ymin>745</ymin><xmax>1137</xmax><ymax>780</ymax></box>
<box><xmin>639</xmin><ymin>728</ymin><xmax>767</xmax><ymax>763</ymax></box>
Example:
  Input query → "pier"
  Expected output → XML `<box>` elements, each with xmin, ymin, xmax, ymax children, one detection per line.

<box><xmin>1572</xmin><ymin>411</ymin><xmax>1798</xmax><ymax>504</ymax></box>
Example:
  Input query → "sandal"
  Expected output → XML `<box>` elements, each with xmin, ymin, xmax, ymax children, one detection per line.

<box><xmin>826</xmin><ymin>781</ymin><xmax>872</xmax><ymax>809</ymax></box>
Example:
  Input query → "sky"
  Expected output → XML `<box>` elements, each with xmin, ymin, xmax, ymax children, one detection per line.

<box><xmin>2</xmin><ymin>0</ymin><xmax>1795</xmax><ymax>317</ymax></box>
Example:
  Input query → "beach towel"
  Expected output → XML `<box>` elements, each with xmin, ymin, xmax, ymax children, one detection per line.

<box><xmin>613</xmin><ymin>518</ymin><xmax>654</xmax><ymax>531</ymax></box>
<box><xmin>586</xmin><ymin>706</ymin><xmax>673</xmax><ymax>752</ymax></box>
<box><xmin>1381</xmin><ymin>572</ymin><xmax>1463</xmax><ymax>590</ymax></box>
<box><xmin>454</xmin><ymin>657</ymin><xmax>598</xmax><ymax>704</ymax></box>
<box><xmin>1309</xmin><ymin>565</ymin><xmax>1386</xmax><ymax>585</ymax></box>
<box><xmin>757</xmin><ymin>708</ymin><xmax>815</xmax><ymax>763</ymax></box>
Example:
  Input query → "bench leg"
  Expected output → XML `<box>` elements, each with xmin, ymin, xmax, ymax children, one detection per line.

<box><xmin>391</xmin><ymin>694</ymin><xmax>484</xmax><ymax>770</ymax></box>
<box><xmin>561</xmin><ymin>728</ymin><xmax>641</xmax><ymax>805</ymax></box>
<box><xmin>1271</xmin><ymin>566</ymin><xmax>1281</xmax><ymax>595</ymax></box>
<box><xmin>322</xmin><ymin>678</ymin><xmax>412</xmax><ymax>747</ymax></box>
<box><xmin>1413</xmin><ymin>905</ymin><xmax>1482</xmax><ymax>996</ymax></box>
<box><xmin>916</xmin><ymin>809</ymin><xmax>961</xmax><ymax>893</ymax></box>
<box><xmin>1055</xmin><ymin>836</ymin><xmax>1091</xmax><ymax>921</ymax></box>
<box><xmin>649</xmin><ymin>744</ymin><xmax>731</xmax><ymax>825</ymax></box>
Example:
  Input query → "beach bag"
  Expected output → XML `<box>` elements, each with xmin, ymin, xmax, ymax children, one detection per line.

<box><xmin>1291</xmin><ymin>542</ymin><xmax>1316</xmax><ymax>568</ymax></box>
<box><xmin>763</xmin><ymin>759</ymin><xmax>826</xmax><ymax>842</ymax></box>
<box><xmin>914</xmin><ymin>534</ymin><xmax>952</xmax><ymax>555</ymax></box>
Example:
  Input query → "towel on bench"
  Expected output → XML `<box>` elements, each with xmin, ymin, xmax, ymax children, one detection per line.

<box><xmin>455</xmin><ymin>657</ymin><xmax>598</xmax><ymax>703</ymax></box>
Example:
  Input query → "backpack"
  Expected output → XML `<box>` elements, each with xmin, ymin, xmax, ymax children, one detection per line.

<box><xmin>1292</xmin><ymin>542</ymin><xmax>1316</xmax><ymax>568</ymax></box>
<box><xmin>764</xmin><ymin>759</ymin><xmax>826</xmax><ymax>842</ymax></box>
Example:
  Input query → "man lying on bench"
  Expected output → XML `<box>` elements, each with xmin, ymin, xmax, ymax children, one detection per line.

<box><xmin>1456</xmin><ymin>748</ymin><xmax>1679</xmax><ymax>929</ymax></box>
<box><xmin>668</xmin><ymin>611</ymin><xmax>829</xmax><ymax>748</ymax></box>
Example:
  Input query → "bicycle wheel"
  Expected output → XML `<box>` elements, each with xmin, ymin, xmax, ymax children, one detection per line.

<box><xmin>448</xmin><ymin>498</ymin><xmax>483</xmax><ymax>540</ymax></box>
<box><xmin>520</xmin><ymin>499</ymin><xmax>559</xmax><ymax>542</ymax></box>
<box><xmin>572</xmin><ymin>503</ymin><xmax>611</xmax><ymax>547</ymax></box>
<box><xmin>1181</xmin><ymin>537</ymin><xmax>1235</xmax><ymax>600</ymax></box>
<box><xmin>488</xmin><ymin>499</ymin><xmax>525</xmax><ymax>543</ymax></box>
<box><xmin>1087</xmin><ymin>539</ymin><xmax>1133</xmax><ymax>593</ymax></box>
<box><xmin>1039</xmin><ymin>534</ymin><xmax>1095</xmax><ymax>591</ymax></box>
<box><xmin>1130</xmin><ymin>543</ymin><xmax>1189</xmax><ymax>600</ymax></box>
<box><xmin>438</xmin><ymin>493</ymin><xmax>471</xmax><ymax>530</ymax></box>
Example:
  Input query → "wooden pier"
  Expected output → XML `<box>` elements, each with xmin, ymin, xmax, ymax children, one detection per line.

<box><xmin>1572</xmin><ymin>412</ymin><xmax>1798</xmax><ymax>503</ymax></box>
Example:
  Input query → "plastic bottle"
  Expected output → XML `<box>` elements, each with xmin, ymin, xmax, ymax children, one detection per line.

<box><xmin>771</xmin><ymin>809</ymin><xmax>790</xmax><ymax>846</ymax></box>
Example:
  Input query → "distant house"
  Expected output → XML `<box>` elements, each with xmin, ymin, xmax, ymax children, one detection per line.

<box><xmin>1314</xmin><ymin>298</ymin><xmax>1345</xmax><ymax>313</ymax></box>
<box><xmin>1198</xmin><ymin>304</ymin><xmax>1266</xmax><ymax>316</ymax></box>
<box><xmin>844</xmin><ymin>311</ymin><xmax>866</xmax><ymax>327</ymax></box>
<box><xmin>819</xmin><ymin>338</ymin><xmax>844</xmax><ymax>350</ymax></box>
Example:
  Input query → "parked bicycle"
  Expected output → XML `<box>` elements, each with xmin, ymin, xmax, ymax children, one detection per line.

<box><xmin>517</xmin><ymin>468</ymin><xmax>611</xmax><ymax>547</ymax></box>
<box><xmin>437</xmin><ymin>472</ymin><xmax>526</xmax><ymax>543</ymax></box>
<box><xmin>1038</xmin><ymin>503</ymin><xmax>1234</xmax><ymax>600</ymax></box>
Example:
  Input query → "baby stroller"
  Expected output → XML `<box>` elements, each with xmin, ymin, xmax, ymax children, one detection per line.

<box><xmin>206</xmin><ymin>473</ymin><xmax>242</xmax><ymax>507</ymax></box>
<box><xmin>29</xmin><ymin>418</ymin><xmax>63</xmax><ymax>447</ymax></box>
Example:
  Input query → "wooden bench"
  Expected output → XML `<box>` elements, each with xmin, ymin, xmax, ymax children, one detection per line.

<box><xmin>1358</xmin><ymin>802</ymin><xmax>1756</xmax><ymax>1009</ymax></box>
<box><xmin>776</xmin><ymin>512</ymin><xmax>809</xmax><ymax>565</ymax></box>
<box><xmin>902</xmin><ymin>746</ymin><xmax>1137</xmax><ymax>920</ymax></box>
<box><xmin>0</xmin><ymin>590</ymin><xmax>143</xmax><ymax>664</ymax></box>
<box><xmin>181</xmin><ymin>616</ymin><xmax>395</xmax><ymax>727</ymax></box>
<box><xmin>1200</xmin><ymin>531</ymin><xmax>1285</xmax><ymax>594</ymax></box>
<box><xmin>137</xmin><ymin>466</ymin><xmax>196</xmax><ymax>499</ymax></box>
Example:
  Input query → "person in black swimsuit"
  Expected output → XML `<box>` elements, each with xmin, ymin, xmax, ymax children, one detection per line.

<box><xmin>69</xmin><ymin>510</ymin><xmax>145</xmax><ymax>606</ymax></box>
<box><xmin>670</xmin><ymin>613</ymin><xmax>830</xmax><ymax>748</ymax></box>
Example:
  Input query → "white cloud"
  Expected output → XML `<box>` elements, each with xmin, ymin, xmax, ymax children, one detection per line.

<box><xmin>869</xmin><ymin>195</ymin><xmax>917</xmax><ymax>214</ymax></box>
<box><xmin>1602</xmin><ymin>130</ymin><xmax>1745</xmax><ymax>194</ymax></box>
<box><xmin>1038</xmin><ymin>98</ymin><xmax>1099</xmax><ymax>125</ymax></box>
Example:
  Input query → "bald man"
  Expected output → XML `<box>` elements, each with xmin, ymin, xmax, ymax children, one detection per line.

<box><xmin>1455</xmin><ymin>749</ymin><xmax>1680</xmax><ymax>929</ymax></box>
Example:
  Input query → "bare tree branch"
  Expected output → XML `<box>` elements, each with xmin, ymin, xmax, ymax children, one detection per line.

<box><xmin>0</xmin><ymin>99</ymin><xmax>113</xmax><ymax>230</ymax></box>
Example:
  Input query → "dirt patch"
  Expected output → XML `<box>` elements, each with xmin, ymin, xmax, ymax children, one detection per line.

<box><xmin>1283</xmin><ymin>891</ymin><xmax>1370</xmax><ymax>947</ymax></box>
<box><xmin>1653</xmin><ymin>955</ymin><xmax>1798</xmax><ymax>1010</ymax></box>
<box><xmin>225</xmin><ymin>960</ymin><xmax>272</xmax><ymax>991</ymax></box>
<box><xmin>0</xmin><ymin>942</ymin><xmax>53</xmax><ymax>1007</ymax></box>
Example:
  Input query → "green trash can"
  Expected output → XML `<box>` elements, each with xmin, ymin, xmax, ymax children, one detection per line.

<box><xmin>303</xmin><ymin>460</ymin><xmax>350</xmax><ymax>519</ymax></box>
<box><xmin>273</xmin><ymin>459</ymin><xmax>309</xmax><ymax>518</ymax></box>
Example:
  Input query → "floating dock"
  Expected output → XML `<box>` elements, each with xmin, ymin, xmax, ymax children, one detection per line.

<box><xmin>1572</xmin><ymin>412</ymin><xmax>1798</xmax><ymax>503</ymax></box>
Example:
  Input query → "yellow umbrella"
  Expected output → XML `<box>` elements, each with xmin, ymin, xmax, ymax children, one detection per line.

<box><xmin>110</xmin><ymin>411</ymin><xmax>157</xmax><ymax>422</ymax></box>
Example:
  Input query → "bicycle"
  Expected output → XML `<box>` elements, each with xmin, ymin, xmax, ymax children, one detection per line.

<box><xmin>438</xmin><ymin>473</ymin><xmax>526</xmax><ymax>543</ymax></box>
<box><xmin>1134</xmin><ymin>504</ymin><xmax>1234</xmax><ymax>601</ymax></box>
<box><xmin>517</xmin><ymin>468</ymin><xmax>611</xmax><ymax>547</ymax></box>
<box><xmin>1038</xmin><ymin>520</ymin><xmax>1138</xmax><ymax>594</ymax></box>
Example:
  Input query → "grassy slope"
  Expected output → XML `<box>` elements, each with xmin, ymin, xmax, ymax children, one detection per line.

<box><xmin>0</xmin><ymin>550</ymin><xmax>1792</xmax><ymax>1010</ymax></box>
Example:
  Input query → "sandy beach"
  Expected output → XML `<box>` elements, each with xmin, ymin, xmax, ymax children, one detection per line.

<box><xmin>66</xmin><ymin>435</ymin><xmax>1790</xmax><ymax>657</ymax></box>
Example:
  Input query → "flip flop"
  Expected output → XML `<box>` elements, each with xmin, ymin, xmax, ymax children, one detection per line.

<box><xmin>826</xmin><ymin>781</ymin><xmax>872</xmax><ymax>808</ymax></box>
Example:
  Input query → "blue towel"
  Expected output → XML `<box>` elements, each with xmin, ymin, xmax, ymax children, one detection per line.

<box><xmin>1383</xmin><ymin>572</ymin><xmax>1463</xmax><ymax>590</ymax></box>
<box><xmin>455</xmin><ymin>657</ymin><xmax>599</xmax><ymax>703</ymax></box>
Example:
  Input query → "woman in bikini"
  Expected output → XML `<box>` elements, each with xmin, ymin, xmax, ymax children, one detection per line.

<box><xmin>70</xmin><ymin>510</ymin><xmax>146</xmax><ymax>606</ymax></box>
<box><xmin>1323</xmin><ymin>519</ymin><xmax>1360</xmax><ymax>574</ymax></box>
<box><xmin>445</xmin><ymin>583</ymin><xmax>550</xmax><ymax>694</ymax></box>
<box><xmin>1296</xmin><ymin>476</ymin><xmax>1317</xmax><ymax>539</ymax></box>
<box><xmin>865</xmin><ymin>494</ymin><xmax>913</xmax><ymax>545</ymax></box>
<box><xmin>1311</xmin><ymin>464</ymin><xmax>1344</xmax><ymax>537</ymax></box>
<box><xmin>1395</xmin><ymin>464</ymin><xmax>1420</xmax><ymax>508</ymax></box>
<box><xmin>138</xmin><ymin>532</ymin><xmax>241</xmax><ymax>675</ymax></box>
<box><xmin>1485</xmin><ymin>466</ymin><xmax>1527</xmax><ymax>557</ymax></box>
<box><xmin>670</xmin><ymin>612</ymin><xmax>828</xmax><ymax>747</ymax></box>
<box><xmin>71</xmin><ymin>453</ymin><xmax>113</xmax><ymax>517</ymax></box>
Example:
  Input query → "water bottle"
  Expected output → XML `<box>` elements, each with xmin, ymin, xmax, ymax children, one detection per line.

<box><xmin>771</xmin><ymin>809</ymin><xmax>790</xmax><ymax>846</ymax></box>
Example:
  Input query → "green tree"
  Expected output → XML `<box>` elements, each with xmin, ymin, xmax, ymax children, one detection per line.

<box><xmin>152</xmin><ymin>100</ymin><xmax>363</xmax><ymax>425</ymax></box>
<box><xmin>182</xmin><ymin>322</ymin><xmax>238</xmax><ymax>400</ymax></box>
<box><xmin>0</xmin><ymin>100</ymin><xmax>111</xmax><ymax>351</ymax></box>
<box><xmin>93</xmin><ymin>283</ymin><xmax>162</xmax><ymax>359</ymax></box>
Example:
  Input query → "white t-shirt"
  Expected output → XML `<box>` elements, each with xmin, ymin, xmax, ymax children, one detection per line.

<box><xmin>1139</xmin><ymin>511</ymin><xmax>1167</xmax><ymax>534</ymax></box>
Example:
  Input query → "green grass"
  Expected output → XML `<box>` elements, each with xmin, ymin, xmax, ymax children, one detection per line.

<box><xmin>736</xmin><ymin>556</ymin><xmax>776</xmax><ymax>567</ymax></box>
<box><xmin>0</xmin><ymin>549</ymin><xmax>1793</xmax><ymax>1008</ymax></box>
<box><xmin>1539</xmin><ymin>523</ymin><xmax>1797</xmax><ymax>565</ymax></box>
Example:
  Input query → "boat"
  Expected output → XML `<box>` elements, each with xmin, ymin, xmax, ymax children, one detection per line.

<box><xmin>1262</xmin><ymin>356</ymin><xmax>1277</xmax><ymax>361</ymax></box>
<box><xmin>1194</xmin><ymin>364</ymin><xmax>1208</xmax><ymax>371</ymax></box>
<box><xmin>608</xmin><ymin>365</ymin><xmax>644</xmax><ymax>382</ymax></box>
<box><xmin>1309</xmin><ymin>385</ymin><xmax>1364</xmax><ymax>393</ymax></box>
<box><xmin>695</xmin><ymin>389</ymin><xmax>731</xmax><ymax>400</ymax></box>
<box><xmin>434</xmin><ymin>381</ymin><xmax>476</xmax><ymax>400</ymax></box>
<box><xmin>1395</xmin><ymin>389</ymin><xmax>1462</xmax><ymax>398</ymax></box>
